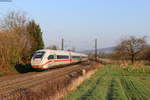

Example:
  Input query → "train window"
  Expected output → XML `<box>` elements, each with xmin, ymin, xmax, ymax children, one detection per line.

<box><xmin>57</xmin><ymin>55</ymin><xmax>69</xmax><ymax>59</ymax></box>
<box><xmin>72</xmin><ymin>56</ymin><xmax>80</xmax><ymax>59</ymax></box>
<box><xmin>48</xmin><ymin>55</ymin><xmax>54</xmax><ymax>60</ymax></box>
<box><xmin>33</xmin><ymin>51</ymin><xmax>45</xmax><ymax>59</ymax></box>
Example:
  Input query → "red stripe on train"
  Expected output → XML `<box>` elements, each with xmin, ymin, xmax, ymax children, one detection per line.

<box><xmin>32</xmin><ymin>60</ymin><xmax>52</xmax><ymax>67</ymax></box>
<box><xmin>32</xmin><ymin>59</ymin><xmax>80</xmax><ymax>67</ymax></box>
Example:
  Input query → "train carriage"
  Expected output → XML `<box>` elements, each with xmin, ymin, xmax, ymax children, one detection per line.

<box><xmin>31</xmin><ymin>49</ymin><xmax>88</xmax><ymax>70</ymax></box>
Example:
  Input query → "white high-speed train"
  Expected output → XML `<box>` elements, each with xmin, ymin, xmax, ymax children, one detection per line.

<box><xmin>31</xmin><ymin>49</ymin><xmax>88</xmax><ymax>70</ymax></box>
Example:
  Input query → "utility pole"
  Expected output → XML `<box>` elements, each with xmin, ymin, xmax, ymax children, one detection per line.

<box><xmin>95</xmin><ymin>38</ymin><xmax>97</xmax><ymax>61</ymax></box>
<box><xmin>61</xmin><ymin>38</ymin><xmax>64</xmax><ymax>50</ymax></box>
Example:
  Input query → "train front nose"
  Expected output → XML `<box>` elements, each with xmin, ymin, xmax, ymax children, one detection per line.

<box><xmin>31</xmin><ymin>58</ymin><xmax>42</xmax><ymax>68</ymax></box>
<box><xmin>32</xmin><ymin>58</ymin><xmax>41</xmax><ymax>65</ymax></box>
<box><xmin>31</xmin><ymin>51</ymin><xmax>45</xmax><ymax>69</ymax></box>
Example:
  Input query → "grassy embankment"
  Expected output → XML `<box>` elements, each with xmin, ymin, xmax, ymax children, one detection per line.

<box><xmin>61</xmin><ymin>63</ymin><xmax>150</xmax><ymax>100</ymax></box>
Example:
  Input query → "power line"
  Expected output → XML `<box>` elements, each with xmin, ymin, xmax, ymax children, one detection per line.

<box><xmin>60</xmin><ymin>37</ymin><xmax>99</xmax><ymax>52</ymax></box>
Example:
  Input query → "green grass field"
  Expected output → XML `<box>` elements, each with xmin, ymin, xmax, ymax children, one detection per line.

<box><xmin>61</xmin><ymin>64</ymin><xmax>150</xmax><ymax>100</ymax></box>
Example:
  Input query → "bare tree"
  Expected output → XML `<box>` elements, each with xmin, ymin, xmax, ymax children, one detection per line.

<box><xmin>0</xmin><ymin>11</ymin><xmax>27</xmax><ymax>30</ymax></box>
<box><xmin>0</xmin><ymin>11</ymin><xmax>32</xmax><ymax>66</ymax></box>
<box><xmin>115</xmin><ymin>36</ymin><xmax>147</xmax><ymax>64</ymax></box>
<box><xmin>139</xmin><ymin>46</ymin><xmax>150</xmax><ymax>61</ymax></box>
<box><xmin>0</xmin><ymin>32</ymin><xmax>21</xmax><ymax>67</ymax></box>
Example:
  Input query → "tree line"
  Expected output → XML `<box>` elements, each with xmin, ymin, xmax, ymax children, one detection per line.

<box><xmin>0</xmin><ymin>11</ymin><xmax>44</xmax><ymax>69</ymax></box>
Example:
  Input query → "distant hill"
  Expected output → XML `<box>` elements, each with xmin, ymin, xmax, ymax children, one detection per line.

<box><xmin>81</xmin><ymin>46</ymin><xmax>116</xmax><ymax>53</ymax></box>
<box><xmin>81</xmin><ymin>44</ymin><xmax>150</xmax><ymax>54</ymax></box>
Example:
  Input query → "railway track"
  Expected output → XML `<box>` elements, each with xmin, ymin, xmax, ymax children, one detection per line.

<box><xmin>0</xmin><ymin>63</ymin><xmax>90</xmax><ymax>99</ymax></box>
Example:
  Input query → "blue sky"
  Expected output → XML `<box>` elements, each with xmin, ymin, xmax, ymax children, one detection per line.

<box><xmin>0</xmin><ymin>0</ymin><xmax>150</xmax><ymax>51</ymax></box>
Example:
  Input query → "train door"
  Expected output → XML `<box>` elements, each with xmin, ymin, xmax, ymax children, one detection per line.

<box><xmin>47</xmin><ymin>54</ymin><xmax>55</xmax><ymax>68</ymax></box>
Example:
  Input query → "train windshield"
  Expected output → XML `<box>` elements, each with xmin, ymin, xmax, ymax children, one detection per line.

<box><xmin>33</xmin><ymin>51</ymin><xmax>45</xmax><ymax>59</ymax></box>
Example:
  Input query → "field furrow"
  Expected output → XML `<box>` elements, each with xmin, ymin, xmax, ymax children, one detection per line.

<box><xmin>61</xmin><ymin>65</ymin><xmax>150</xmax><ymax>100</ymax></box>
